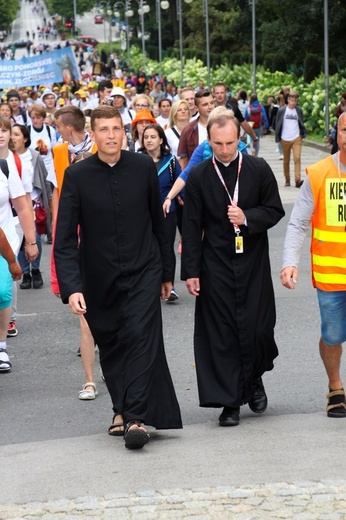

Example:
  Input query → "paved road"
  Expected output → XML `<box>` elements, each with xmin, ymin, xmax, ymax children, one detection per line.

<box><xmin>2</xmin><ymin>133</ymin><xmax>345</xmax><ymax>520</ymax></box>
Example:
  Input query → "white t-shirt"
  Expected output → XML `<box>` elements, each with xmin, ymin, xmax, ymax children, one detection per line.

<box><xmin>165</xmin><ymin>127</ymin><xmax>180</xmax><ymax>157</ymax></box>
<box><xmin>119</xmin><ymin>107</ymin><xmax>136</xmax><ymax>126</ymax></box>
<box><xmin>13</xmin><ymin>111</ymin><xmax>32</xmax><ymax>126</ymax></box>
<box><xmin>238</xmin><ymin>100</ymin><xmax>249</xmax><ymax>117</ymax></box>
<box><xmin>281</xmin><ymin>107</ymin><xmax>300</xmax><ymax>141</ymax></box>
<box><xmin>29</xmin><ymin>124</ymin><xmax>57</xmax><ymax>181</ymax></box>
<box><xmin>0</xmin><ymin>152</ymin><xmax>27</xmax><ymax>253</ymax></box>
<box><xmin>19</xmin><ymin>149</ymin><xmax>39</xmax><ymax>200</ymax></box>
<box><xmin>198</xmin><ymin>122</ymin><xmax>208</xmax><ymax>145</ymax></box>
<box><xmin>156</xmin><ymin>115</ymin><xmax>170</xmax><ymax>130</ymax></box>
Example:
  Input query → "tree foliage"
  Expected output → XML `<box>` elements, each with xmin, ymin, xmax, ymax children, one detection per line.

<box><xmin>45</xmin><ymin>0</ymin><xmax>94</xmax><ymax>20</ymax></box>
<box><xmin>125</xmin><ymin>0</ymin><xmax>346</xmax><ymax>75</ymax></box>
<box><xmin>0</xmin><ymin>0</ymin><xmax>19</xmax><ymax>31</ymax></box>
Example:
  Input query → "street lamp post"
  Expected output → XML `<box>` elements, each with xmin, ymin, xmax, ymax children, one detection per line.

<box><xmin>156</xmin><ymin>0</ymin><xmax>169</xmax><ymax>76</ymax></box>
<box><xmin>126</xmin><ymin>0</ymin><xmax>149</xmax><ymax>71</ymax></box>
<box><xmin>324</xmin><ymin>0</ymin><xmax>329</xmax><ymax>137</ymax></box>
<box><xmin>202</xmin><ymin>0</ymin><xmax>210</xmax><ymax>88</ymax></box>
<box><xmin>114</xmin><ymin>1</ymin><xmax>132</xmax><ymax>68</ymax></box>
<box><xmin>107</xmin><ymin>7</ymin><xmax>113</xmax><ymax>43</ymax></box>
<box><xmin>176</xmin><ymin>0</ymin><xmax>193</xmax><ymax>86</ymax></box>
<box><xmin>249</xmin><ymin>0</ymin><xmax>256</xmax><ymax>93</ymax></box>
<box><xmin>99</xmin><ymin>1</ymin><xmax>110</xmax><ymax>42</ymax></box>
<box><xmin>124</xmin><ymin>5</ymin><xmax>134</xmax><ymax>68</ymax></box>
<box><xmin>137</xmin><ymin>1</ymin><xmax>150</xmax><ymax>71</ymax></box>
<box><xmin>73</xmin><ymin>0</ymin><xmax>77</xmax><ymax>36</ymax></box>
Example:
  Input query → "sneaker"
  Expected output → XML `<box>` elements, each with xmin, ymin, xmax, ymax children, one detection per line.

<box><xmin>7</xmin><ymin>321</ymin><xmax>18</xmax><ymax>338</ymax></box>
<box><xmin>32</xmin><ymin>268</ymin><xmax>44</xmax><ymax>289</ymax></box>
<box><xmin>20</xmin><ymin>273</ymin><xmax>32</xmax><ymax>289</ymax></box>
<box><xmin>77</xmin><ymin>347</ymin><xmax>81</xmax><ymax>357</ymax></box>
<box><xmin>279</xmin><ymin>155</ymin><xmax>283</xmax><ymax>160</ymax></box>
<box><xmin>166</xmin><ymin>288</ymin><xmax>179</xmax><ymax>303</ymax></box>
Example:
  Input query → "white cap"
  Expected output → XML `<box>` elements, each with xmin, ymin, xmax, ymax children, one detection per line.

<box><xmin>110</xmin><ymin>87</ymin><xmax>126</xmax><ymax>100</ymax></box>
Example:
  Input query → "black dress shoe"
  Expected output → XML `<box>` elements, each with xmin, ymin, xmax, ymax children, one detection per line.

<box><xmin>295</xmin><ymin>180</ymin><xmax>304</xmax><ymax>188</ymax></box>
<box><xmin>219</xmin><ymin>406</ymin><xmax>240</xmax><ymax>427</ymax></box>
<box><xmin>248</xmin><ymin>377</ymin><xmax>268</xmax><ymax>413</ymax></box>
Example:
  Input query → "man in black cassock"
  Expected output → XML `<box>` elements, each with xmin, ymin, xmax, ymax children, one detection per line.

<box><xmin>182</xmin><ymin>110</ymin><xmax>285</xmax><ymax>427</ymax></box>
<box><xmin>54</xmin><ymin>106</ymin><xmax>182</xmax><ymax>449</ymax></box>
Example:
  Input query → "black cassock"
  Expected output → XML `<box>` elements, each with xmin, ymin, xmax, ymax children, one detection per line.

<box><xmin>182</xmin><ymin>153</ymin><xmax>285</xmax><ymax>408</ymax></box>
<box><xmin>54</xmin><ymin>151</ymin><xmax>182</xmax><ymax>430</ymax></box>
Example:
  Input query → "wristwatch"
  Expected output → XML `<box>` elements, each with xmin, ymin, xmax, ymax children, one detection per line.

<box><xmin>253</xmin><ymin>137</ymin><xmax>258</xmax><ymax>142</ymax></box>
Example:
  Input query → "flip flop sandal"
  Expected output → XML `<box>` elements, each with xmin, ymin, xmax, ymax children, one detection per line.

<box><xmin>108</xmin><ymin>414</ymin><xmax>125</xmax><ymax>436</ymax></box>
<box><xmin>124</xmin><ymin>421</ymin><xmax>150</xmax><ymax>449</ymax></box>
<box><xmin>326</xmin><ymin>389</ymin><xmax>346</xmax><ymax>418</ymax></box>
<box><xmin>78</xmin><ymin>382</ymin><xmax>98</xmax><ymax>400</ymax></box>
<box><xmin>0</xmin><ymin>348</ymin><xmax>12</xmax><ymax>373</ymax></box>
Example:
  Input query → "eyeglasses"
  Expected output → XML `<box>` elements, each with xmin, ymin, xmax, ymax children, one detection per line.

<box><xmin>135</xmin><ymin>104</ymin><xmax>149</xmax><ymax>109</ymax></box>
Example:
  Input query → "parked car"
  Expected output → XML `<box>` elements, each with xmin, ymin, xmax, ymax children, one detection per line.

<box><xmin>6</xmin><ymin>38</ymin><xmax>33</xmax><ymax>49</ymax></box>
<box><xmin>94</xmin><ymin>14</ymin><xmax>104</xmax><ymax>24</ymax></box>
<box><xmin>76</xmin><ymin>36</ymin><xmax>99</xmax><ymax>49</ymax></box>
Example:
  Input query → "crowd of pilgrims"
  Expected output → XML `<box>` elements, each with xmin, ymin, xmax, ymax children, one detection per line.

<box><xmin>0</xmin><ymin>77</ymin><xmax>288</xmax><ymax>410</ymax></box>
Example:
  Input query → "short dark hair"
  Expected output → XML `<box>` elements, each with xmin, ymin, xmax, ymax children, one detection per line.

<box><xmin>12</xmin><ymin>124</ymin><xmax>31</xmax><ymax>148</ymax></box>
<box><xmin>158</xmin><ymin>98</ymin><xmax>172</xmax><ymax>108</ymax></box>
<box><xmin>90</xmin><ymin>105</ymin><xmax>122</xmax><ymax>130</ymax></box>
<box><xmin>98</xmin><ymin>80</ymin><xmax>113</xmax><ymax>93</ymax></box>
<box><xmin>195</xmin><ymin>89</ymin><xmax>213</xmax><ymax>106</ymax></box>
<box><xmin>55</xmin><ymin>106</ymin><xmax>86</xmax><ymax>132</ymax></box>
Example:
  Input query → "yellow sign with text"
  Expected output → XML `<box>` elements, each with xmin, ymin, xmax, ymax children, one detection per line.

<box><xmin>326</xmin><ymin>179</ymin><xmax>346</xmax><ymax>226</ymax></box>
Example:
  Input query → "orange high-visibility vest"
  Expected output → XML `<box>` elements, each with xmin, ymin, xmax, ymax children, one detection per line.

<box><xmin>308</xmin><ymin>155</ymin><xmax>346</xmax><ymax>291</ymax></box>
<box><xmin>52</xmin><ymin>142</ymin><xmax>98</xmax><ymax>197</ymax></box>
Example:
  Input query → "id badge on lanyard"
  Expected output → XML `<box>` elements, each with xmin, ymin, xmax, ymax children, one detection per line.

<box><xmin>212</xmin><ymin>152</ymin><xmax>244</xmax><ymax>253</ymax></box>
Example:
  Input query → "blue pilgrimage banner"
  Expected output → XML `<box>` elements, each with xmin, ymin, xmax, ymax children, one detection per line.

<box><xmin>0</xmin><ymin>47</ymin><xmax>80</xmax><ymax>89</ymax></box>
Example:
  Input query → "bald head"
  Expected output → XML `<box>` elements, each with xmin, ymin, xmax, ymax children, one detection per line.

<box><xmin>337</xmin><ymin>112</ymin><xmax>346</xmax><ymax>157</ymax></box>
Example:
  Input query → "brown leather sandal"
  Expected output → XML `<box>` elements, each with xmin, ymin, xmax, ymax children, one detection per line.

<box><xmin>108</xmin><ymin>414</ymin><xmax>125</xmax><ymax>436</ymax></box>
<box><xmin>326</xmin><ymin>389</ymin><xmax>346</xmax><ymax>418</ymax></box>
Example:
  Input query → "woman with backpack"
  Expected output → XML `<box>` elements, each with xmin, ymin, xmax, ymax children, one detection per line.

<box><xmin>140</xmin><ymin>124</ymin><xmax>181</xmax><ymax>302</ymax></box>
<box><xmin>11</xmin><ymin>124</ymin><xmax>52</xmax><ymax>291</ymax></box>
<box><xmin>244</xmin><ymin>94</ymin><xmax>269</xmax><ymax>156</ymax></box>
<box><xmin>0</xmin><ymin>116</ymin><xmax>38</xmax><ymax>370</ymax></box>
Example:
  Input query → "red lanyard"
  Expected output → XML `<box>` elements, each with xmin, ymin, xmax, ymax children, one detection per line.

<box><xmin>212</xmin><ymin>151</ymin><xmax>243</xmax><ymax>234</ymax></box>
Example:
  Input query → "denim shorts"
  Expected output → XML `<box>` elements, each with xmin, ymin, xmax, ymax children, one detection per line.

<box><xmin>317</xmin><ymin>289</ymin><xmax>346</xmax><ymax>346</ymax></box>
<box><xmin>0</xmin><ymin>255</ymin><xmax>12</xmax><ymax>310</ymax></box>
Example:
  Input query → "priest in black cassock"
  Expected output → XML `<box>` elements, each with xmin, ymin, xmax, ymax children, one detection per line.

<box><xmin>182</xmin><ymin>109</ymin><xmax>285</xmax><ymax>427</ymax></box>
<box><xmin>54</xmin><ymin>106</ymin><xmax>182</xmax><ymax>449</ymax></box>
